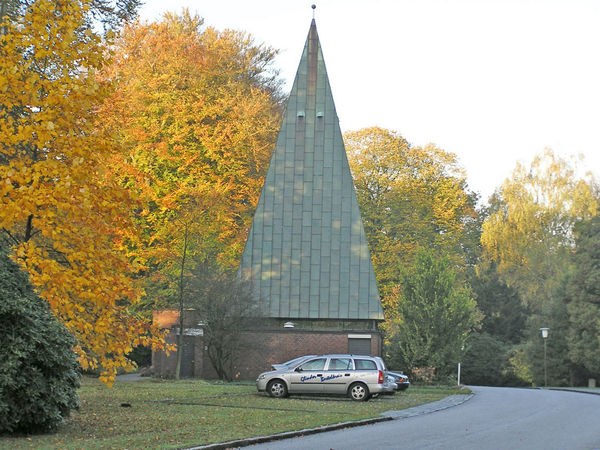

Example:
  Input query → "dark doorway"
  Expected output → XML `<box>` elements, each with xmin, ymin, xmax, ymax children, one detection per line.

<box><xmin>180</xmin><ymin>335</ymin><xmax>195</xmax><ymax>378</ymax></box>
<box><xmin>348</xmin><ymin>337</ymin><xmax>371</xmax><ymax>355</ymax></box>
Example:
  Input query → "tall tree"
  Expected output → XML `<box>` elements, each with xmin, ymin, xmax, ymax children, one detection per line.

<box><xmin>470</xmin><ymin>263</ymin><xmax>528</xmax><ymax>345</ymax></box>
<box><xmin>0</xmin><ymin>0</ymin><xmax>142</xmax><ymax>32</ymax></box>
<box><xmin>461</xmin><ymin>263</ymin><xmax>530</xmax><ymax>386</ymax></box>
<box><xmin>345</xmin><ymin>127</ymin><xmax>479</xmax><ymax>280</ymax></box>
<box><xmin>481</xmin><ymin>149</ymin><xmax>598</xmax><ymax>386</ymax></box>
<box><xmin>384</xmin><ymin>248</ymin><xmax>481</xmax><ymax>379</ymax></box>
<box><xmin>344</xmin><ymin>127</ymin><xmax>480</xmax><ymax>303</ymax></box>
<box><xmin>0</xmin><ymin>0</ymin><xmax>169</xmax><ymax>384</ymax></box>
<box><xmin>481</xmin><ymin>149</ymin><xmax>598</xmax><ymax>311</ymax></box>
<box><xmin>97</xmin><ymin>11</ymin><xmax>283</xmax><ymax>308</ymax></box>
<box><xmin>566</xmin><ymin>215</ymin><xmax>600</xmax><ymax>376</ymax></box>
<box><xmin>518</xmin><ymin>289</ymin><xmax>575</xmax><ymax>387</ymax></box>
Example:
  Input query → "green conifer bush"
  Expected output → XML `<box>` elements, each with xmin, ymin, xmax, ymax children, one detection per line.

<box><xmin>0</xmin><ymin>246</ymin><xmax>80</xmax><ymax>433</ymax></box>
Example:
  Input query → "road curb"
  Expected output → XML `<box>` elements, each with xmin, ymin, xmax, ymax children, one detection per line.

<box><xmin>185</xmin><ymin>416</ymin><xmax>393</xmax><ymax>450</ymax></box>
<box><xmin>184</xmin><ymin>393</ymin><xmax>474</xmax><ymax>450</ymax></box>
<box><xmin>546</xmin><ymin>387</ymin><xmax>600</xmax><ymax>396</ymax></box>
<box><xmin>381</xmin><ymin>393</ymin><xmax>474</xmax><ymax>419</ymax></box>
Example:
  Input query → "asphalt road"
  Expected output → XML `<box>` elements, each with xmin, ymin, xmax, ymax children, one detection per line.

<box><xmin>250</xmin><ymin>386</ymin><xmax>600</xmax><ymax>450</ymax></box>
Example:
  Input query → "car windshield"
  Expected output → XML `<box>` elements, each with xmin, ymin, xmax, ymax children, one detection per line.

<box><xmin>281</xmin><ymin>356</ymin><xmax>310</xmax><ymax>367</ymax></box>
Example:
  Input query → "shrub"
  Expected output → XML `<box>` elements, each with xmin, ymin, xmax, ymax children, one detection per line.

<box><xmin>409</xmin><ymin>366</ymin><xmax>436</xmax><ymax>384</ymax></box>
<box><xmin>461</xmin><ymin>332</ymin><xmax>529</xmax><ymax>386</ymax></box>
<box><xmin>461</xmin><ymin>333</ymin><xmax>507</xmax><ymax>386</ymax></box>
<box><xmin>384</xmin><ymin>249</ymin><xmax>481</xmax><ymax>379</ymax></box>
<box><xmin>127</xmin><ymin>345</ymin><xmax>152</xmax><ymax>369</ymax></box>
<box><xmin>0</xmin><ymin>246</ymin><xmax>80</xmax><ymax>433</ymax></box>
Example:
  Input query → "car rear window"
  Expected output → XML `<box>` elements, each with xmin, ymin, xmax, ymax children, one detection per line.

<box><xmin>328</xmin><ymin>358</ymin><xmax>352</xmax><ymax>370</ymax></box>
<box><xmin>354</xmin><ymin>359</ymin><xmax>377</xmax><ymax>370</ymax></box>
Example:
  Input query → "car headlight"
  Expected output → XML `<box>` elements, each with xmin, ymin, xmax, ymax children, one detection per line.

<box><xmin>257</xmin><ymin>374</ymin><xmax>266</xmax><ymax>380</ymax></box>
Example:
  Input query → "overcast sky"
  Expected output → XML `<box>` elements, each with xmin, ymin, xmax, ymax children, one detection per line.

<box><xmin>139</xmin><ymin>0</ymin><xmax>600</xmax><ymax>203</ymax></box>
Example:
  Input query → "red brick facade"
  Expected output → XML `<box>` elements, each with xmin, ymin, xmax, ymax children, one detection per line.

<box><xmin>151</xmin><ymin>312</ymin><xmax>382</xmax><ymax>380</ymax></box>
<box><xmin>231</xmin><ymin>329</ymin><xmax>382</xmax><ymax>379</ymax></box>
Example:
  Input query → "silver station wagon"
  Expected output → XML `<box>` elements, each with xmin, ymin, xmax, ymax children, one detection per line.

<box><xmin>256</xmin><ymin>354</ymin><xmax>391</xmax><ymax>401</ymax></box>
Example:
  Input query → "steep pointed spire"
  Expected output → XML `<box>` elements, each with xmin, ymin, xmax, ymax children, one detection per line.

<box><xmin>239</xmin><ymin>20</ymin><xmax>383</xmax><ymax>320</ymax></box>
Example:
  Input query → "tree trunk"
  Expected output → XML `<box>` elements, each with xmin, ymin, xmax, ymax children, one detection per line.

<box><xmin>174</xmin><ymin>223</ymin><xmax>189</xmax><ymax>380</ymax></box>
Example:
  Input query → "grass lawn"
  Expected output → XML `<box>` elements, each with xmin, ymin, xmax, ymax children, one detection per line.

<box><xmin>1</xmin><ymin>377</ymin><xmax>470</xmax><ymax>449</ymax></box>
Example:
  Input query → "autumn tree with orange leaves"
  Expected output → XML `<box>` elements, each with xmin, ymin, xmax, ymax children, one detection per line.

<box><xmin>0</xmin><ymin>0</ymin><xmax>170</xmax><ymax>385</ymax></box>
<box><xmin>97</xmin><ymin>11</ymin><xmax>282</xmax><ymax>309</ymax></box>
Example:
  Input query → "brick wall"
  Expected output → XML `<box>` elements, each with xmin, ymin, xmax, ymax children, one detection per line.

<box><xmin>152</xmin><ymin>323</ymin><xmax>382</xmax><ymax>380</ymax></box>
<box><xmin>151</xmin><ymin>330</ymin><xmax>205</xmax><ymax>378</ymax></box>
<box><xmin>152</xmin><ymin>329</ymin><xmax>177</xmax><ymax>378</ymax></box>
<box><xmin>205</xmin><ymin>329</ymin><xmax>382</xmax><ymax>380</ymax></box>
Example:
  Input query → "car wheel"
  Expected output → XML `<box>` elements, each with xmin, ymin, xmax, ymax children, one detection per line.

<box><xmin>348</xmin><ymin>382</ymin><xmax>370</xmax><ymax>401</ymax></box>
<box><xmin>267</xmin><ymin>379</ymin><xmax>288</xmax><ymax>398</ymax></box>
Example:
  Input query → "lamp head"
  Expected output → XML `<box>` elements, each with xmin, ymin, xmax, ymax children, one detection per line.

<box><xmin>540</xmin><ymin>327</ymin><xmax>549</xmax><ymax>339</ymax></box>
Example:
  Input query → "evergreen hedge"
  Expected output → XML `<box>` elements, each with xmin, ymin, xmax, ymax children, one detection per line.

<box><xmin>0</xmin><ymin>246</ymin><xmax>80</xmax><ymax>433</ymax></box>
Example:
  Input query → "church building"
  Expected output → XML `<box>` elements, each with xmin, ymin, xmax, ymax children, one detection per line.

<box><xmin>153</xmin><ymin>17</ymin><xmax>384</xmax><ymax>379</ymax></box>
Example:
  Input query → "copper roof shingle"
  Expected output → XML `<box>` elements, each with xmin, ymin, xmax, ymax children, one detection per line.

<box><xmin>239</xmin><ymin>19</ymin><xmax>383</xmax><ymax>320</ymax></box>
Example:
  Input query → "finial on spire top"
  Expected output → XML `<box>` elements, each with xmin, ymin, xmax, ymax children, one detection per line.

<box><xmin>311</xmin><ymin>4</ymin><xmax>316</xmax><ymax>18</ymax></box>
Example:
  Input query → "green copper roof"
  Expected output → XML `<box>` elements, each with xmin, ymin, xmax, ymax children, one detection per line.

<box><xmin>239</xmin><ymin>19</ymin><xmax>383</xmax><ymax>320</ymax></box>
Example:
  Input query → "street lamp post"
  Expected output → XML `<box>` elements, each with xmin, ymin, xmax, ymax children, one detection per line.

<box><xmin>540</xmin><ymin>327</ymin><xmax>549</xmax><ymax>387</ymax></box>
<box><xmin>457</xmin><ymin>345</ymin><xmax>465</xmax><ymax>387</ymax></box>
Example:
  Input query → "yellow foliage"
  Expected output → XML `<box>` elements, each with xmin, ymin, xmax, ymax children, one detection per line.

<box><xmin>344</xmin><ymin>127</ymin><xmax>478</xmax><ymax>299</ymax></box>
<box><xmin>0</xmin><ymin>0</ymin><xmax>172</xmax><ymax>384</ymax></box>
<box><xmin>507</xmin><ymin>346</ymin><xmax>533</xmax><ymax>385</ymax></box>
<box><xmin>480</xmin><ymin>148</ymin><xmax>598</xmax><ymax>308</ymax></box>
<box><xmin>96</xmin><ymin>11</ymin><xmax>282</xmax><ymax>302</ymax></box>
<box><xmin>345</xmin><ymin>128</ymin><xmax>480</xmax><ymax>348</ymax></box>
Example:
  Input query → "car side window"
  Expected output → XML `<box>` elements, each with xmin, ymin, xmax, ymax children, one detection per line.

<box><xmin>299</xmin><ymin>358</ymin><xmax>327</xmax><ymax>371</ymax></box>
<box><xmin>328</xmin><ymin>358</ymin><xmax>352</xmax><ymax>370</ymax></box>
<box><xmin>354</xmin><ymin>359</ymin><xmax>377</xmax><ymax>370</ymax></box>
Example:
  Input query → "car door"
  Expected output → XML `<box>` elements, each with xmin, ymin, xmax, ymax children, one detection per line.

<box><xmin>321</xmin><ymin>357</ymin><xmax>354</xmax><ymax>394</ymax></box>
<box><xmin>287</xmin><ymin>357</ymin><xmax>327</xmax><ymax>393</ymax></box>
